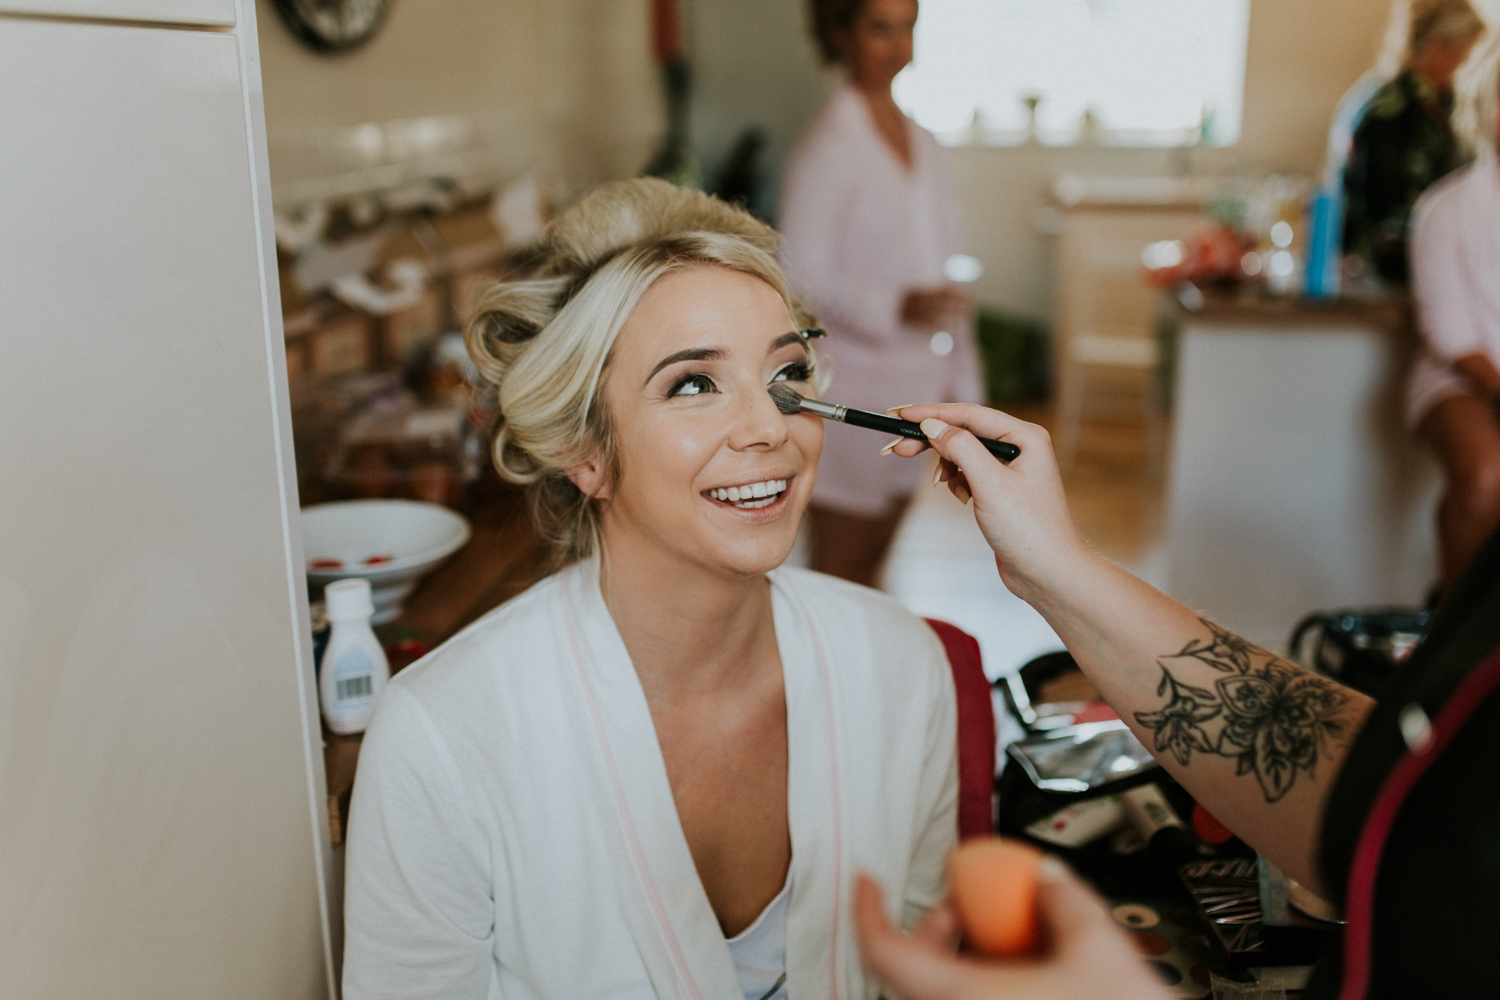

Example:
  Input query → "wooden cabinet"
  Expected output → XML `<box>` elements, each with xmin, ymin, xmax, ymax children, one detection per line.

<box><xmin>1050</xmin><ymin>193</ymin><xmax>1204</xmax><ymax>466</ymax></box>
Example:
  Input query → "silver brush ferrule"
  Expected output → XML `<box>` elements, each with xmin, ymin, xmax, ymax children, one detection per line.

<box><xmin>798</xmin><ymin>397</ymin><xmax>845</xmax><ymax>421</ymax></box>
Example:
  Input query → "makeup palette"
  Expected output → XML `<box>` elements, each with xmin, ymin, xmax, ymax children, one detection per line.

<box><xmin>1108</xmin><ymin>899</ymin><xmax>1215</xmax><ymax>998</ymax></box>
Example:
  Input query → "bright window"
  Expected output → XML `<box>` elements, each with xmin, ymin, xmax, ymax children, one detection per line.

<box><xmin>893</xmin><ymin>0</ymin><xmax>1252</xmax><ymax>146</ymax></box>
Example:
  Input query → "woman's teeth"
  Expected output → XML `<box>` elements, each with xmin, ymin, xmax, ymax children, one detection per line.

<box><xmin>709</xmin><ymin>479</ymin><xmax>788</xmax><ymax>509</ymax></box>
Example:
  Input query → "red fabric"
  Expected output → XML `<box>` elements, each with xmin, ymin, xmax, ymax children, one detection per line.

<box><xmin>651</xmin><ymin>0</ymin><xmax>683</xmax><ymax>64</ymax></box>
<box><xmin>1071</xmin><ymin>701</ymin><xmax>1118</xmax><ymax>724</ymax></box>
<box><xmin>1336</xmin><ymin>645</ymin><xmax>1500</xmax><ymax>1000</ymax></box>
<box><xmin>925</xmin><ymin>619</ymin><xmax>997</xmax><ymax>840</ymax></box>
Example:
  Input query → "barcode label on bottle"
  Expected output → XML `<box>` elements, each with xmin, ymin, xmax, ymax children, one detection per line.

<box><xmin>337</xmin><ymin>676</ymin><xmax>372</xmax><ymax>699</ymax></box>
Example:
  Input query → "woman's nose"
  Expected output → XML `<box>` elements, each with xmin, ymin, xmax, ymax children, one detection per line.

<box><xmin>728</xmin><ymin>385</ymin><xmax>791</xmax><ymax>451</ymax></box>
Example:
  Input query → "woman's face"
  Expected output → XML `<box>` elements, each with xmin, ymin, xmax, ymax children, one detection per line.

<box><xmin>584</xmin><ymin>265</ymin><xmax>823</xmax><ymax>578</ymax></box>
<box><xmin>847</xmin><ymin>0</ymin><xmax>917</xmax><ymax>90</ymax></box>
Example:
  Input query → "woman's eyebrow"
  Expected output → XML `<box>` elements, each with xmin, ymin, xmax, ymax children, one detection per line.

<box><xmin>766</xmin><ymin>331</ymin><xmax>805</xmax><ymax>354</ymax></box>
<box><xmin>646</xmin><ymin>347</ymin><xmax>724</xmax><ymax>385</ymax></box>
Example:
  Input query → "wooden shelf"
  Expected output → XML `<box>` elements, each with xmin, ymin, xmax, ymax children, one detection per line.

<box><xmin>322</xmin><ymin>482</ymin><xmax>548</xmax><ymax>846</ymax></box>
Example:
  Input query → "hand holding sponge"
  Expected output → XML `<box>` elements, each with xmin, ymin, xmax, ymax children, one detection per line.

<box><xmin>946</xmin><ymin>837</ymin><xmax>1046</xmax><ymax>956</ymax></box>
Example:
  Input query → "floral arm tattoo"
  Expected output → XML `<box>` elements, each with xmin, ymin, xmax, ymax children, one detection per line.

<box><xmin>1133</xmin><ymin>619</ymin><xmax>1351</xmax><ymax>803</ymax></box>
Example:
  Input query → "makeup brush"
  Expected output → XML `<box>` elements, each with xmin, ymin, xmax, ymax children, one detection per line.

<box><xmin>768</xmin><ymin>385</ymin><xmax>1020</xmax><ymax>462</ymax></box>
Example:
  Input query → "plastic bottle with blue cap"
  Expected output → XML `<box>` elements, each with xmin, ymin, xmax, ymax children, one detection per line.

<box><xmin>320</xmin><ymin>578</ymin><xmax>390</xmax><ymax>734</ymax></box>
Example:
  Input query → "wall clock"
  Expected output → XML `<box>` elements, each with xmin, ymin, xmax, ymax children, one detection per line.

<box><xmin>272</xmin><ymin>0</ymin><xmax>394</xmax><ymax>54</ymax></box>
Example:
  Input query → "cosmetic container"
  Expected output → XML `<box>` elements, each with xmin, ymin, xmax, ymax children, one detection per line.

<box><xmin>320</xmin><ymin>578</ymin><xmax>390</xmax><ymax>734</ymax></box>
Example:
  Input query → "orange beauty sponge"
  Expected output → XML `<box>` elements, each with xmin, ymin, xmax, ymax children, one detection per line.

<box><xmin>947</xmin><ymin>837</ymin><xmax>1045</xmax><ymax>957</ymax></box>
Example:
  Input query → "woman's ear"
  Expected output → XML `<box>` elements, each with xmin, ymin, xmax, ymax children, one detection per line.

<box><xmin>565</xmin><ymin>455</ymin><xmax>611</xmax><ymax>502</ymax></box>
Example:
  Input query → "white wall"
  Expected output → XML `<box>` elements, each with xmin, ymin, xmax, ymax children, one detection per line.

<box><xmin>687</xmin><ymin>0</ymin><xmax>832</xmax><ymax>216</ymax></box>
<box><xmin>256</xmin><ymin>0</ymin><xmax>664</xmax><ymax>205</ymax></box>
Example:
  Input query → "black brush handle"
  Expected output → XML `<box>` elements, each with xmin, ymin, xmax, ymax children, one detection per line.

<box><xmin>840</xmin><ymin>407</ymin><xmax>1021</xmax><ymax>462</ymax></box>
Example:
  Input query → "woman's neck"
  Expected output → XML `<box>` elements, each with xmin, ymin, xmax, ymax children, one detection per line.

<box><xmin>851</xmin><ymin>74</ymin><xmax>912</xmax><ymax>170</ymax></box>
<box><xmin>852</xmin><ymin>73</ymin><xmax>897</xmax><ymax>111</ymax></box>
<box><xmin>595</xmin><ymin>532</ymin><xmax>780</xmax><ymax>702</ymax></box>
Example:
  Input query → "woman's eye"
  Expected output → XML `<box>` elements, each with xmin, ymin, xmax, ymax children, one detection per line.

<box><xmin>669</xmin><ymin>373</ymin><xmax>717</xmax><ymax>397</ymax></box>
<box><xmin>771</xmin><ymin>361</ymin><xmax>814</xmax><ymax>384</ymax></box>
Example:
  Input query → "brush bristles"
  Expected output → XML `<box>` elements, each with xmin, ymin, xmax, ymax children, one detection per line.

<box><xmin>768</xmin><ymin>384</ymin><xmax>805</xmax><ymax>415</ymax></box>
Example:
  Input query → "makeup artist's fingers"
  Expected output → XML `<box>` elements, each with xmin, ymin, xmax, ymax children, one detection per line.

<box><xmin>1032</xmin><ymin>860</ymin><xmax>1175</xmax><ymax>999</ymax></box>
<box><xmin>889</xmin><ymin>403</ymin><xmax>1040</xmax><ymax>450</ymax></box>
<box><xmin>911</xmin><ymin>898</ymin><xmax>962</xmax><ymax>951</ymax></box>
<box><xmin>855</xmin><ymin>874</ymin><xmax>974</xmax><ymax>1000</ymax></box>
<box><xmin>893</xmin><ymin>404</ymin><xmax>1089</xmax><ymax>598</ymax></box>
<box><xmin>917</xmin><ymin>418</ymin><xmax>1012</xmax><ymax>498</ymax></box>
<box><xmin>886</xmin><ymin>437</ymin><xmax>930</xmax><ymax>458</ymax></box>
<box><xmin>1034</xmin><ymin>857</ymin><xmax>1118</xmax><ymax>953</ymax></box>
<box><xmin>931</xmin><ymin>455</ymin><xmax>972</xmax><ymax>504</ymax></box>
<box><xmin>855</xmin><ymin>865</ymin><xmax>1171</xmax><ymax>1000</ymax></box>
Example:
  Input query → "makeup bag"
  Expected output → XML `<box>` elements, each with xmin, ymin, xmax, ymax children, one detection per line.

<box><xmin>1288</xmin><ymin>607</ymin><xmax>1431</xmax><ymax>698</ymax></box>
<box><xmin>995</xmin><ymin>651</ymin><xmax>1174</xmax><ymax>847</ymax></box>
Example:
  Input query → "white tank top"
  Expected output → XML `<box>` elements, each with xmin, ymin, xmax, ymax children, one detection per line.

<box><xmin>725</xmin><ymin>862</ymin><xmax>793</xmax><ymax>1000</ymax></box>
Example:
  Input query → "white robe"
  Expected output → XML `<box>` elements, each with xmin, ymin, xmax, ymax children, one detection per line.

<box><xmin>342</xmin><ymin>559</ymin><xmax>959</xmax><ymax>1000</ymax></box>
<box><xmin>1406</xmin><ymin>151</ymin><xmax>1500</xmax><ymax>428</ymax></box>
<box><xmin>778</xmin><ymin>83</ymin><xmax>985</xmax><ymax>516</ymax></box>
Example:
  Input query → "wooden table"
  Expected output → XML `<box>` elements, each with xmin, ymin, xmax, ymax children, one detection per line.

<box><xmin>322</xmin><ymin>483</ymin><xmax>548</xmax><ymax>846</ymax></box>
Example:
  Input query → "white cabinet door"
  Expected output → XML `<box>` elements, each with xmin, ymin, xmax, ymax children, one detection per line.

<box><xmin>0</xmin><ymin>1</ymin><xmax>235</xmax><ymax>24</ymax></box>
<box><xmin>1165</xmin><ymin>321</ymin><xmax>1440</xmax><ymax>646</ymax></box>
<box><xmin>0</xmin><ymin>7</ymin><xmax>330</xmax><ymax>999</ymax></box>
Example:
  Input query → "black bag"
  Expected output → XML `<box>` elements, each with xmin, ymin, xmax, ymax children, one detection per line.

<box><xmin>1289</xmin><ymin>607</ymin><xmax>1431</xmax><ymax>699</ymax></box>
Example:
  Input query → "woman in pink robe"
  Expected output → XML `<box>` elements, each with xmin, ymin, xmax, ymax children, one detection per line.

<box><xmin>779</xmin><ymin>0</ymin><xmax>984</xmax><ymax>587</ymax></box>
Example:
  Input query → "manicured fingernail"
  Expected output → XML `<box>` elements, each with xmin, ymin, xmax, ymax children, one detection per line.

<box><xmin>1038</xmin><ymin>855</ymin><xmax>1069</xmax><ymax>882</ymax></box>
<box><xmin>879</xmin><ymin>438</ymin><xmax>901</xmax><ymax>456</ymax></box>
<box><xmin>919</xmin><ymin>418</ymin><xmax>949</xmax><ymax>438</ymax></box>
<box><xmin>954</xmin><ymin>483</ymin><xmax>971</xmax><ymax>505</ymax></box>
<box><xmin>886</xmin><ymin>404</ymin><xmax>916</xmax><ymax>416</ymax></box>
<box><xmin>933</xmin><ymin>464</ymin><xmax>944</xmax><ymax>487</ymax></box>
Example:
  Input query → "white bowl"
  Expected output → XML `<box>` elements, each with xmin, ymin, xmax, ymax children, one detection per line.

<box><xmin>301</xmin><ymin>499</ymin><xmax>471</xmax><ymax>625</ymax></box>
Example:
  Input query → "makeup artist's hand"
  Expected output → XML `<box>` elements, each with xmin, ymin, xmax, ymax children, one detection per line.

<box><xmin>886</xmin><ymin>404</ymin><xmax>1091</xmax><ymax>605</ymax></box>
<box><xmin>901</xmin><ymin>287</ymin><xmax>970</xmax><ymax>329</ymax></box>
<box><xmin>854</xmin><ymin>862</ymin><xmax>1169</xmax><ymax>1000</ymax></box>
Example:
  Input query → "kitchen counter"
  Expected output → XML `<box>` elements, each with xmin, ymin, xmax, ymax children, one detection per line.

<box><xmin>1174</xmin><ymin>286</ymin><xmax>1412</xmax><ymax>330</ymax></box>
<box><xmin>1163</xmin><ymin>288</ymin><xmax>1439</xmax><ymax>646</ymax></box>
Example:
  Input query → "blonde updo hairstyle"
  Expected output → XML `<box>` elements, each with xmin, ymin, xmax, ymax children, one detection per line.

<box><xmin>465</xmin><ymin>178</ymin><xmax>826</xmax><ymax>564</ymax></box>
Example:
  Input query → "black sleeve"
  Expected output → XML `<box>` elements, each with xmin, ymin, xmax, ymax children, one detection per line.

<box><xmin>1319</xmin><ymin>524</ymin><xmax>1500</xmax><ymax>900</ymax></box>
<box><xmin>1304</xmin><ymin>526</ymin><xmax>1500</xmax><ymax>999</ymax></box>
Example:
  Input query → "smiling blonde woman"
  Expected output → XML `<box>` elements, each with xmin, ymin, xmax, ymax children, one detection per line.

<box><xmin>341</xmin><ymin>178</ymin><xmax>959</xmax><ymax>1000</ymax></box>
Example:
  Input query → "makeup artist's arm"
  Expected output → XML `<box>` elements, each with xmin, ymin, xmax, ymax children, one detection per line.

<box><xmin>890</xmin><ymin>404</ymin><xmax>1375</xmax><ymax>897</ymax></box>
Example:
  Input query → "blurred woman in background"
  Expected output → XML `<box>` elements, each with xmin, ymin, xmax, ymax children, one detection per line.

<box><xmin>1342</xmin><ymin>0</ymin><xmax>1483</xmax><ymax>283</ymax></box>
<box><xmin>778</xmin><ymin>0</ymin><xmax>983</xmax><ymax>587</ymax></box>
<box><xmin>1410</xmin><ymin>26</ymin><xmax>1500</xmax><ymax>595</ymax></box>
